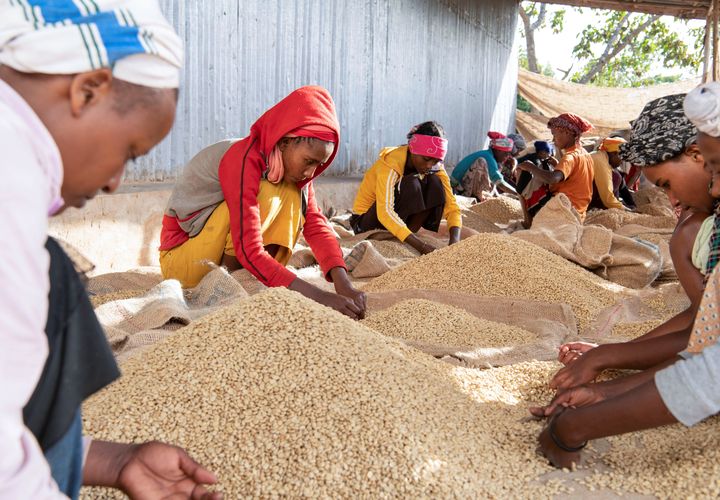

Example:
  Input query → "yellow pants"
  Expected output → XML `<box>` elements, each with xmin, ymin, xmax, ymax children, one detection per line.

<box><xmin>160</xmin><ymin>180</ymin><xmax>304</xmax><ymax>287</ymax></box>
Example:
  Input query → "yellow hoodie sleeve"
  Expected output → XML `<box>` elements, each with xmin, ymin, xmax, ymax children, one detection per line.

<box><xmin>375</xmin><ymin>163</ymin><xmax>413</xmax><ymax>242</ymax></box>
<box><xmin>591</xmin><ymin>152</ymin><xmax>624</xmax><ymax>210</ymax></box>
<box><xmin>437</xmin><ymin>169</ymin><xmax>462</xmax><ymax>228</ymax></box>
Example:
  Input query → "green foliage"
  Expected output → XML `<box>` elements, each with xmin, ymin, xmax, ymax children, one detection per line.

<box><xmin>518</xmin><ymin>1</ymin><xmax>703</xmax><ymax>88</ymax></box>
<box><xmin>523</xmin><ymin>1</ymin><xmax>539</xmax><ymax>18</ymax></box>
<box><xmin>570</xmin><ymin>12</ymin><xmax>702</xmax><ymax>86</ymax></box>
<box><xmin>519</xmin><ymin>51</ymin><xmax>555</xmax><ymax>77</ymax></box>
<box><xmin>584</xmin><ymin>55</ymin><xmax>683</xmax><ymax>87</ymax></box>
<box><xmin>549</xmin><ymin>10</ymin><xmax>565</xmax><ymax>34</ymax></box>
<box><xmin>519</xmin><ymin>2</ymin><xmax>566</xmax><ymax>38</ymax></box>
<box><xmin>517</xmin><ymin>94</ymin><xmax>532</xmax><ymax>113</ymax></box>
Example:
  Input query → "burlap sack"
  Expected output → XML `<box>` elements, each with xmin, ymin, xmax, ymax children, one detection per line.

<box><xmin>345</xmin><ymin>241</ymin><xmax>392</xmax><ymax>279</ymax></box>
<box><xmin>594</xmin><ymin>234</ymin><xmax>662</xmax><ymax>289</ymax></box>
<box><xmin>95</xmin><ymin>267</ymin><xmax>249</xmax><ymax>362</ymax></box>
<box><xmin>615</xmin><ymin>223</ymin><xmax>674</xmax><ymax>239</ymax></box>
<box><xmin>460</xmin><ymin>210</ymin><xmax>503</xmax><ymax>234</ymax></box>
<box><xmin>366</xmin><ymin>289</ymin><xmax>577</xmax><ymax>367</ymax></box>
<box><xmin>514</xmin><ymin>195</ymin><xmax>614</xmax><ymax>269</ymax></box>
<box><xmin>513</xmin><ymin>196</ymin><xmax>663</xmax><ymax>288</ymax></box>
<box><xmin>612</xmin><ymin>224</ymin><xmax>676</xmax><ymax>281</ymax></box>
<box><xmin>329</xmin><ymin>221</ymin><xmax>355</xmax><ymax>239</ymax></box>
<box><xmin>584</xmin><ymin>280</ymin><xmax>691</xmax><ymax>341</ymax></box>
<box><xmin>231</xmin><ymin>269</ymin><xmax>268</xmax><ymax>296</ymax></box>
<box><xmin>287</xmin><ymin>247</ymin><xmax>317</xmax><ymax>269</ymax></box>
<box><xmin>87</xmin><ymin>269</ymin><xmax>164</xmax><ymax>295</ymax></box>
<box><xmin>636</xmin><ymin>233</ymin><xmax>675</xmax><ymax>281</ymax></box>
<box><xmin>585</xmin><ymin>208</ymin><xmax>677</xmax><ymax>231</ymax></box>
<box><xmin>634</xmin><ymin>186</ymin><xmax>676</xmax><ymax>217</ymax></box>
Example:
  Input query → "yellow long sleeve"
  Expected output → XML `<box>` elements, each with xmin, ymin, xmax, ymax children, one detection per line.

<box><xmin>437</xmin><ymin>169</ymin><xmax>462</xmax><ymax>228</ymax></box>
<box><xmin>374</xmin><ymin>165</ymin><xmax>413</xmax><ymax>241</ymax></box>
<box><xmin>591</xmin><ymin>151</ymin><xmax>624</xmax><ymax>210</ymax></box>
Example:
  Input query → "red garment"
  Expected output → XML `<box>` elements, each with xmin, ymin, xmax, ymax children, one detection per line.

<box><xmin>160</xmin><ymin>210</ymin><xmax>200</xmax><ymax>250</ymax></box>
<box><xmin>625</xmin><ymin>164</ymin><xmax>642</xmax><ymax>191</ymax></box>
<box><xmin>162</xmin><ymin>86</ymin><xmax>346</xmax><ymax>287</ymax></box>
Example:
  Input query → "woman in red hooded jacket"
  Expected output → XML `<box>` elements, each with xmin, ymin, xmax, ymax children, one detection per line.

<box><xmin>159</xmin><ymin>86</ymin><xmax>366</xmax><ymax>319</ymax></box>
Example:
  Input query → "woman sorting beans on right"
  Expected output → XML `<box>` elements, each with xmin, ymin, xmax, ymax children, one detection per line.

<box><xmin>555</xmin><ymin>93</ymin><xmax>715</xmax><ymax>374</ymax></box>
<box><xmin>532</xmin><ymin>84</ymin><xmax>720</xmax><ymax>469</ymax></box>
<box><xmin>350</xmin><ymin>121</ymin><xmax>462</xmax><ymax>255</ymax></box>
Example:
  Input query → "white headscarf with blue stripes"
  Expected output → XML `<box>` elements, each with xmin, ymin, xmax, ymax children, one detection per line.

<box><xmin>0</xmin><ymin>0</ymin><xmax>183</xmax><ymax>88</ymax></box>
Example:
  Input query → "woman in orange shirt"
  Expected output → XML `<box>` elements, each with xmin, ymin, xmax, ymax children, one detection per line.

<box><xmin>517</xmin><ymin>113</ymin><xmax>595</xmax><ymax>225</ymax></box>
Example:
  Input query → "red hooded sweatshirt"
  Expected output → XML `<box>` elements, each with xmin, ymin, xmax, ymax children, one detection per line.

<box><xmin>160</xmin><ymin>86</ymin><xmax>346</xmax><ymax>287</ymax></box>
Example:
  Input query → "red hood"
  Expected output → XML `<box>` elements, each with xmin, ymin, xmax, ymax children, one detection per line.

<box><xmin>249</xmin><ymin>85</ymin><xmax>340</xmax><ymax>186</ymax></box>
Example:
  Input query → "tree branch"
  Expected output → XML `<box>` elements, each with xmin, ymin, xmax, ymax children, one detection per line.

<box><xmin>531</xmin><ymin>3</ymin><xmax>547</xmax><ymax>31</ymax></box>
<box><xmin>520</xmin><ymin>5</ymin><xmax>540</xmax><ymax>73</ymax></box>
<box><xmin>578</xmin><ymin>14</ymin><xmax>660</xmax><ymax>84</ymax></box>
<box><xmin>557</xmin><ymin>64</ymin><xmax>574</xmax><ymax>80</ymax></box>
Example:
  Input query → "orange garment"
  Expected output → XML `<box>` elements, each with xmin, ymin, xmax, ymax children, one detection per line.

<box><xmin>551</xmin><ymin>144</ymin><xmax>594</xmax><ymax>217</ymax></box>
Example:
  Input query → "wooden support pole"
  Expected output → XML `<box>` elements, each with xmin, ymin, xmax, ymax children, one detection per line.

<box><xmin>711</xmin><ymin>0</ymin><xmax>720</xmax><ymax>82</ymax></box>
<box><xmin>704</xmin><ymin>4</ymin><xmax>713</xmax><ymax>82</ymax></box>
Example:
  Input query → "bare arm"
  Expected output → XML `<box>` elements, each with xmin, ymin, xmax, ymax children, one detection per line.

<box><xmin>496</xmin><ymin>179</ymin><xmax>518</xmax><ymax>196</ymax></box>
<box><xmin>518</xmin><ymin>161</ymin><xmax>565</xmax><ymax>185</ymax></box>
<box><xmin>670</xmin><ymin>212</ymin><xmax>708</xmax><ymax>306</ymax></box>
<box><xmin>538</xmin><ymin>379</ymin><xmax>676</xmax><ymax>468</ymax></box>
<box><xmin>289</xmin><ymin>276</ymin><xmax>363</xmax><ymax>320</ymax></box>
<box><xmin>405</xmin><ymin>233</ymin><xmax>436</xmax><ymax>254</ymax></box>
<box><xmin>550</xmin><ymin>329</ymin><xmax>691</xmax><ymax>390</ymax></box>
<box><xmin>631</xmin><ymin>212</ymin><xmax>706</xmax><ymax>341</ymax></box>
<box><xmin>533</xmin><ymin>356</ymin><xmax>681</xmax><ymax>417</ymax></box>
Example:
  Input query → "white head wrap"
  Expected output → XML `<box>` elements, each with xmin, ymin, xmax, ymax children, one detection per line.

<box><xmin>684</xmin><ymin>82</ymin><xmax>720</xmax><ymax>138</ymax></box>
<box><xmin>0</xmin><ymin>0</ymin><xmax>183</xmax><ymax>89</ymax></box>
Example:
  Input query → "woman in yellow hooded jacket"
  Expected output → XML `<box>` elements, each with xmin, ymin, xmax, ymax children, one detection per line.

<box><xmin>350</xmin><ymin>121</ymin><xmax>462</xmax><ymax>254</ymax></box>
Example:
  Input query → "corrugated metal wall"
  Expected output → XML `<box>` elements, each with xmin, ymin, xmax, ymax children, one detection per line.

<box><xmin>128</xmin><ymin>0</ymin><xmax>518</xmax><ymax>181</ymax></box>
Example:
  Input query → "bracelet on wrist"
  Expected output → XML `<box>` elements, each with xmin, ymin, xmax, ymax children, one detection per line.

<box><xmin>549</xmin><ymin>412</ymin><xmax>587</xmax><ymax>453</ymax></box>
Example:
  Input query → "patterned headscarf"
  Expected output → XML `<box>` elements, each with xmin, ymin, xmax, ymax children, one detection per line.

<box><xmin>619</xmin><ymin>94</ymin><xmax>697</xmax><ymax>167</ymax></box>
<box><xmin>547</xmin><ymin>113</ymin><xmax>593</xmax><ymax>136</ymax></box>
<box><xmin>0</xmin><ymin>0</ymin><xmax>183</xmax><ymax>88</ymax></box>
<box><xmin>508</xmin><ymin>133</ymin><xmax>527</xmax><ymax>155</ymax></box>
<box><xmin>487</xmin><ymin>131</ymin><xmax>513</xmax><ymax>152</ymax></box>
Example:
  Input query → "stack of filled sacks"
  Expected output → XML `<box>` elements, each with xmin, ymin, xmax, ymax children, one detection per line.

<box><xmin>512</xmin><ymin>194</ymin><xmax>663</xmax><ymax>288</ymax></box>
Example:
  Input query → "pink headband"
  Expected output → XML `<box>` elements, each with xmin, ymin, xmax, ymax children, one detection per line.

<box><xmin>408</xmin><ymin>134</ymin><xmax>448</xmax><ymax>160</ymax></box>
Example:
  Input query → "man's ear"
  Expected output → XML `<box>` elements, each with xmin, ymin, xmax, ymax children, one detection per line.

<box><xmin>68</xmin><ymin>69</ymin><xmax>114</xmax><ymax>117</ymax></box>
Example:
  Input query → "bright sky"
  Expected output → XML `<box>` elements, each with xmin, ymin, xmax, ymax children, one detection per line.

<box><xmin>523</xmin><ymin>5</ymin><xmax>705</xmax><ymax>80</ymax></box>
